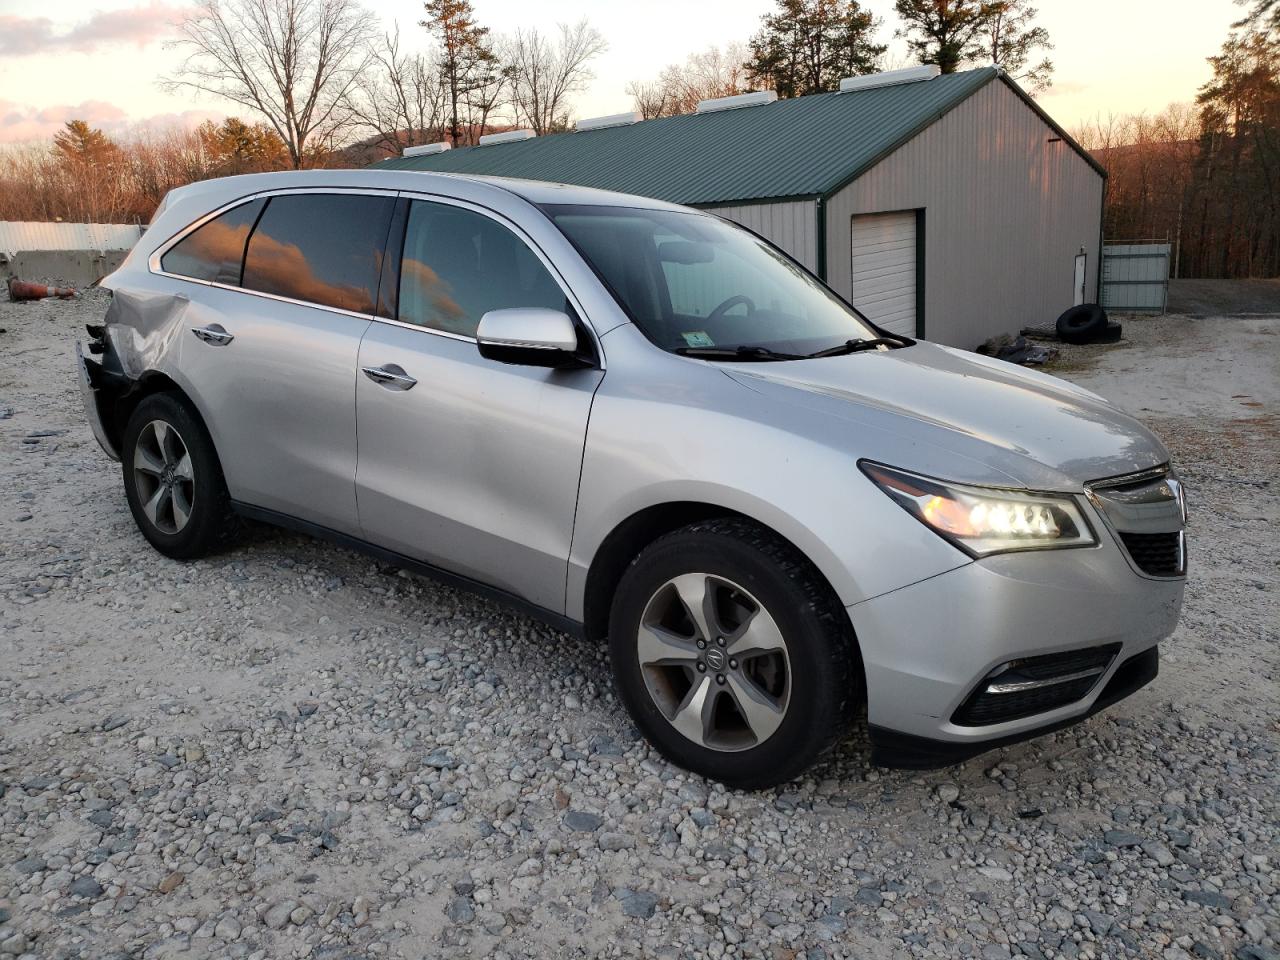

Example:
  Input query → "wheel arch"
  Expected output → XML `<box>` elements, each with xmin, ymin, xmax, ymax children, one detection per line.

<box><xmin>107</xmin><ymin>371</ymin><xmax>197</xmax><ymax>453</ymax></box>
<box><xmin>580</xmin><ymin>500</ymin><xmax>856</xmax><ymax>651</ymax></box>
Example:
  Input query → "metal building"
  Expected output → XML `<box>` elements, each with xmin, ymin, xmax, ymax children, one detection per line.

<box><xmin>380</xmin><ymin>66</ymin><xmax>1105</xmax><ymax>348</ymax></box>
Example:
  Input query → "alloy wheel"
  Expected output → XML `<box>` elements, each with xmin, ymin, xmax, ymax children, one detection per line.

<box><xmin>636</xmin><ymin>573</ymin><xmax>791</xmax><ymax>751</ymax></box>
<box><xmin>132</xmin><ymin>419</ymin><xmax>195</xmax><ymax>535</ymax></box>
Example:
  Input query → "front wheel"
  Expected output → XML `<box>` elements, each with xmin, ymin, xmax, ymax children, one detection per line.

<box><xmin>608</xmin><ymin>518</ymin><xmax>861</xmax><ymax>789</ymax></box>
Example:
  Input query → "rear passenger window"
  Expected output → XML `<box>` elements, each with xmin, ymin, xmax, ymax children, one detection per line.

<box><xmin>242</xmin><ymin>193</ymin><xmax>394</xmax><ymax>314</ymax></box>
<box><xmin>160</xmin><ymin>198</ymin><xmax>265</xmax><ymax>285</ymax></box>
<box><xmin>399</xmin><ymin>200</ymin><xmax>566</xmax><ymax>336</ymax></box>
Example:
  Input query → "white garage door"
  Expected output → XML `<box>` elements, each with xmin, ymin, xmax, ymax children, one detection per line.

<box><xmin>850</xmin><ymin>211</ymin><xmax>917</xmax><ymax>337</ymax></box>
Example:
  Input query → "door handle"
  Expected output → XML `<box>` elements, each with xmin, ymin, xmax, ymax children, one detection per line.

<box><xmin>361</xmin><ymin>364</ymin><xmax>417</xmax><ymax>390</ymax></box>
<box><xmin>191</xmin><ymin>324</ymin><xmax>234</xmax><ymax>346</ymax></box>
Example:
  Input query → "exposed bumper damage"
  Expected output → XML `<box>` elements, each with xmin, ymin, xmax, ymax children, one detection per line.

<box><xmin>76</xmin><ymin>289</ymin><xmax>191</xmax><ymax>461</ymax></box>
<box><xmin>76</xmin><ymin>334</ymin><xmax>123</xmax><ymax>460</ymax></box>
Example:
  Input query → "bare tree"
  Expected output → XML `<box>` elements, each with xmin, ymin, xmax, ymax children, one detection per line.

<box><xmin>346</xmin><ymin>28</ymin><xmax>447</xmax><ymax>156</ymax></box>
<box><xmin>625</xmin><ymin>79</ymin><xmax>673</xmax><ymax>121</ymax></box>
<box><xmin>626</xmin><ymin>44</ymin><xmax>753</xmax><ymax>119</ymax></box>
<box><xmin>166</xmin><ymin>0</ymin><xmax>375</xmax><ymax>169</ymax></box>
<box><xmin>506</xmin><ymin>20</ymin><xmax>607</xmax><ymax>134</ymax></box>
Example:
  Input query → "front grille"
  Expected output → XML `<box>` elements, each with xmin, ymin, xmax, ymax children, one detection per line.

<box><xmin>1087</xmin><ymin>468</ymin><xmax>1187</xmax><ymax>579</ymax></box>
<box><xmin>953</xmin><ymin>643</ymin><xmax>1121</xmax><ymax>726</ymax></box>
<box><xmin>1118</xmin><ymin>531</ymin><xmax>1183</xmax><ymax>577</ymax></box>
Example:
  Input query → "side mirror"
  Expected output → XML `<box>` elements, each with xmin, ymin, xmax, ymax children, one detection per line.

<box><xmin>476</xmin><ymin>308</ymin><xmax>587</xmax><ymax>368</ymax></box>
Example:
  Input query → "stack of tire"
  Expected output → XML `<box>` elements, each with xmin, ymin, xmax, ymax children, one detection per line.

<box><xmin>1055</xmin><ymin>304</ymin><xmax>1122</xmax><ymax>345</ymax></box>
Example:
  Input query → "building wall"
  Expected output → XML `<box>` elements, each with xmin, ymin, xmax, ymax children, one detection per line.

<box><xmin>825</xmin><ymin>79</ymin><xmax>1104</xmax><ymax>348</ymax></box>
<box><xmin>701</xmin><ymin>199</ymin><xmax>819</xmax><ymax>273</ymax></box>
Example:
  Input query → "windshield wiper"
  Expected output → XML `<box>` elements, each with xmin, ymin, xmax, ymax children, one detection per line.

<box><xmin>674</xmin><ymin>345</ymin><xmax>806</xmax><ymax>362</ymax></box>
<box><xmin>803</xmin><ymin>334</ymin><xmax>913</xmax><ymax>359</ymax></box>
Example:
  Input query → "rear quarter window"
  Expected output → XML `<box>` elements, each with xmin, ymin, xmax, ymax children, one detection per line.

<box><xmin>241</xmin><ymin>193</ymin><xmax>394</xmax><ymax>314</ymax></box>
<box><xmin>159</xmin><ymin>198</ymin><xmax>265</xmax><ymax>285</ymax></box>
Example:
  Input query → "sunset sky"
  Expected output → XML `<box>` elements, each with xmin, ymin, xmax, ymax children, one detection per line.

<box><xmin>0</xmin><ymin>0</ymin><xmax>1251</xmax><ymax>144</ymax></box>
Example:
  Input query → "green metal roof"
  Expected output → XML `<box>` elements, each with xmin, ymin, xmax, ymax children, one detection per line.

<box><xmin>378</xmin><ymin>68</ymin><xmax>1016</xmax><ymax>205</ymax></box>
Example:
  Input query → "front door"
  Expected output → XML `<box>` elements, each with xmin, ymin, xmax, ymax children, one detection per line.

<box><xmin>354</xmin><ymin>197</ymin><xmax>603</xmax><ymax>613</ymax></box>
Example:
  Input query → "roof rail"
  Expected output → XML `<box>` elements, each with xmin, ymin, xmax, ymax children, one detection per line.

<box><xmin>478</xmin><ymin>129</ymin><xmax>537</xmax><ymax>146</ymax></box>
<box><xmin>839</xmin><ymin>65</ymin><xmax>940</xmax><ymax>94</ymax></box>
<box><xmin>402</xmin><ymin>141</ymin><xmax>450</xmax><ymax>157</ymax></box>
<box><xmin>576</xmin><ymin>111</ymin><xmax>643</xmax><ymax>132</ymax></box>
<box><xmin>696</xmin><ymin>90</ymin><xmax>778</xmax><ymax>114</ymax></box>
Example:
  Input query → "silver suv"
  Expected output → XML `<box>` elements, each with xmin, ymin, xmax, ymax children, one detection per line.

<box><xmin>78</xmin><ymin>170</ymin><xmax>1187</xmax><ymax>788</ymax></box>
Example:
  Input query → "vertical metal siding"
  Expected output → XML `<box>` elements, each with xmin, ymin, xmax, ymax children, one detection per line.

<box><xmin>825</xmin><ymin>81</ymin><xmax>1105</xmax><ymax>348</ymax></box>
<box><xmin>702</xmin><ymin>200</ymin><xmax>819</xmax><ymax>272</ymax></box>
<box><xmin>0</xmin><ymin>221</ymin><xmax>143</xmax><ymax>256</ymax></box>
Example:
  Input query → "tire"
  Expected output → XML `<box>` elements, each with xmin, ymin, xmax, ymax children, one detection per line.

<box><xmin>1055</xmin><ymin>303</ymin><xmax>1108</xmax><ymax>344</ymax></box>
<box><xmin>608</xmin><ymin>517</ymin><xmax>861</xmax><ymax>789</ymax></box>
<box><xmin>121</xmin><ymin>392</ymin><xmax>240</xmax><ymax>559</ymax></box>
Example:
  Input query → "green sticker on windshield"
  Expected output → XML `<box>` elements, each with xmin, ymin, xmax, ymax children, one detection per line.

<box><xmin>682</xmin><ymin>331</ymin><xmax>715</xmax><ymax>348</ymax></box>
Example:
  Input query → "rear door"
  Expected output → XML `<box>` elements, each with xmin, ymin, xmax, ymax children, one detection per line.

<box><xmin>158</xmin><ymin>190</ymin><xmax>395</xmax><ymax>535</ymax></box>
<box><xmin>354</xmin><ymin>197</ymin><xmax>603</xmax><ymax>613</ymax></box>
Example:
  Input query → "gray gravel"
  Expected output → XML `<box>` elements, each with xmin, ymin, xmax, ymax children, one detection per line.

<box><xmin>1</xmin><ymin>292</ymin><xmax>1277</xmax><ymax>959</ymax></box>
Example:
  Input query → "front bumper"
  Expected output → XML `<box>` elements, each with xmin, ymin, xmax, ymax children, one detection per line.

<box><xmin>846</xmin><ymin>542</ymin><xmax>1184</xmax><ymax>769</ymax></box>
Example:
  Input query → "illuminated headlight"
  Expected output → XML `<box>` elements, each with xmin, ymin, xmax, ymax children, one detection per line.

<box><xmin>861</xmin><ymin>462</ymin><xmax>1097</xmax><ymax>556</ymax></box>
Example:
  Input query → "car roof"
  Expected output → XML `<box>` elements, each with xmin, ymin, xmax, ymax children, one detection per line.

<box><xmin>164</xmin><ymin>168</ymin><xmax>692</xmax><ymax>214</ymax></box>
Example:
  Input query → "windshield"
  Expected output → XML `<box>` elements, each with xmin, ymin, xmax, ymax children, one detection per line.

<box><xmin>542</xmin><ymin>204</ymin><xmax>879</xmax><ymax>358</ymax></box>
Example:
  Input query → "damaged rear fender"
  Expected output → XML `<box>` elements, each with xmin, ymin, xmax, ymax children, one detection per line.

<box><xmin>76</xmin><ymin>289</ymin><xmax>194</xmax><ymax>461</ymax></box>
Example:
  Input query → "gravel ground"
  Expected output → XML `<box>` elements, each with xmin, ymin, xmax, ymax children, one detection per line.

<box><xmin>1</xmin><ymin>293</ymin><xmax>1277</xmax><ymax>960</ymax></box>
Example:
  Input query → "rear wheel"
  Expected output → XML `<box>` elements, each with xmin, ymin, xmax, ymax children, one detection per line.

<box><xmin>121</xmin><ymin>392</ymin><xmax>239</xmax><ymax>559</ymax></box>
<box><xmin>608</xmin><ymin>518</ymin><xmax>860</xmax><ymax>789</ymax></box>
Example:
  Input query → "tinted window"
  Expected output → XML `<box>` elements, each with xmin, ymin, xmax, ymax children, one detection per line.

<box><xmin>242</xmin><ymin>193</ymin><xmax>394</xmax><ymax>313</ymax></box>
<box><xmin>399</xmin><ymin>200</ymin><xmax>566</xmax><ymax>336</ymax></box>
<box><xmin>160</xmin><ymin>198</ymin><xmax>265</xmax><ymax>285</ymax></box>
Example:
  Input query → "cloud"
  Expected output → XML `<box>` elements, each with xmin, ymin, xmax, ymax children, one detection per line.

<box><xmin>0</xmin><ymin>2</ymin><xmax>194</xmax><ymax>57</ymax></box>
<box><xmin>0</xmin><ymin>100</ymin><xmax>221</xmax><ymax>143</ymax></box>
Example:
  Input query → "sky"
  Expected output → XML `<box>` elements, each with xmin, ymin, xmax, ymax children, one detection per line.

<box><xmin>0</xmin><ymin>0</ymin><xmax>1252</xmax><ymax>144</ymax></box>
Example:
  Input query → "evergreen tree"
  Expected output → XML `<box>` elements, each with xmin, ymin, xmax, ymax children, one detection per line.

<box><xmin>893</xmin><ymin>0</ymin><xmax>993</xmax><ymax>75</ymax></box>
<box><xmin>1235</xmin><ymin>0</ymin><xmax>1279</xmax><ymax>35</ymax></box>
<box><xmin>197</xmin><ymin>118</ymin><xmax>289</xmax><ymax>174</ymax></box>
<box><xmin>746</xmin><ymin>0</ymin><xmax>886</xmax><ymax>99</ymax></box>
<box><xmin>52</xmin><ymin>121</ymin><xmax>117</xmax><ymax>167</ymax></box>
<box><xmin>421</xmin><ymin>0</ymin><xmax>501</xmax><ymax>145</ymax></box>
<box><xmin>980</xmin><ymin>0</ymin><xmax>1053</xmax><ymax>91</ymax></box>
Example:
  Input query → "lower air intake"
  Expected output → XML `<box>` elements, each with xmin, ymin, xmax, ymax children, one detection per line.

<box><xmin>953</xmin><ymin>643</ymin><xmax>1122</xmax><ymax>726</ymax></box>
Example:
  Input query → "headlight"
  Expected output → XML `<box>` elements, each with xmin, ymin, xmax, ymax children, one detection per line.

<box><xmin>860</xmin><ymin>462</ymin><xmax>1097</xmax><ymax>556</ymax></box>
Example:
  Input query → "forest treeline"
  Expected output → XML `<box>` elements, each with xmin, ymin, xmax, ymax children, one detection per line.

<box><xmin>1</xmin><ymin>0</ymin><xmax>1277</xmax><ymax>278</ymax></box>
<box><xmin>1077</xmin><ymin>29</ymin><xmax>1280</xmax><ymax>279</ymax></box>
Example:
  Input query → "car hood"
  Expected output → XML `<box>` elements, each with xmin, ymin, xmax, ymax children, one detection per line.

<box><xmin>724</xmin><ymin>341</ymin><xmax>1169</xmax><ymax>491</ymax></box>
